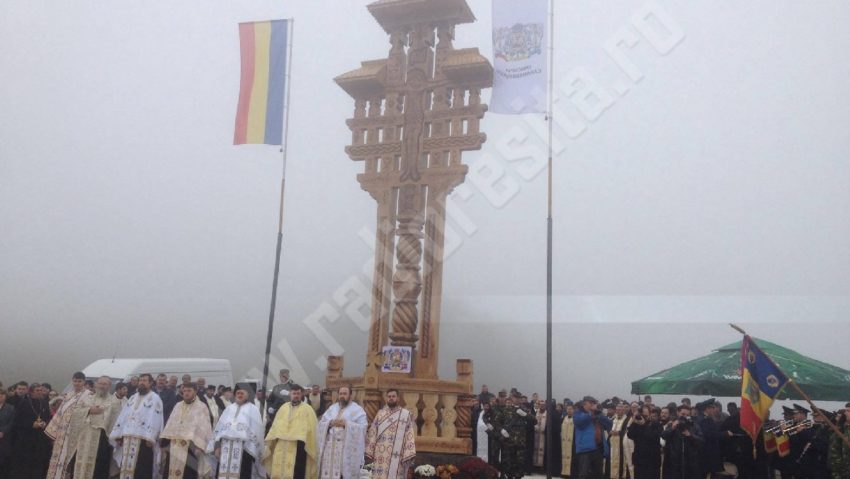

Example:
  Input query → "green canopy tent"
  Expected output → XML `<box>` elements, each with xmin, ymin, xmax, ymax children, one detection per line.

<box><xmin>631</xmin><ymin>337</ymin><xmax>850</xmax><ymax>401</ymax></box>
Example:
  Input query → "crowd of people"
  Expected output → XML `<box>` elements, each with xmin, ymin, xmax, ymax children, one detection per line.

<box><xmin>2</xmin><ymin>372</ymin><xmax>849</xmax><ymax>479</ymax></box>
<box><xmin>470</xmin><ymin>385</ymin><xmax>850</xmax><ymax>479</ymax></box>
<box><xmin>0</xmin><ymin>368</ymin><xmax>415</xmax><ymax>479</ymax></box>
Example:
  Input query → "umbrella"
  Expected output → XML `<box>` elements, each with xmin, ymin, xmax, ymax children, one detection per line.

<box><xmin>631</xmin><ymin>337</ymin><xmax>850</xmax><ymax>401</ymax></box>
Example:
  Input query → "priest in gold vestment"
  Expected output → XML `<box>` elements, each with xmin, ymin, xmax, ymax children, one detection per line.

<box><xmin>73</xmin><ymin>376</ymin><xmax>121</xmax><ymax>479</ymax></box>
<box><xmin>561</xmin><ymin>404</ymin><xmax>575</xmax><ymax>478</ymax></box>
<box><xmin>264</xmin><ymin>385</ymin><xmax>317</xmax><ymax>479</ymax></box>
<box><xmin>45</xmin><ymin>372</ymin><xmax>92</xmax><ymax>479</ymax></box>
<box><xmin>160</xmin><ymin>383</ymin><xmax>214</xmax><ymax>479</ymax></box>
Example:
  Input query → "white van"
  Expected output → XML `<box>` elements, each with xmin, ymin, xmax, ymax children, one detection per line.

<box><xmin>81</xmin><ymin>358</ymin><xmax>234</xmax><ymax>388</ymax></box>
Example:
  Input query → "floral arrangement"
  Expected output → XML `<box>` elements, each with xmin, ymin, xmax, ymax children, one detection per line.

<box><xmin>455</xmin><ymin>457</ymin><xmax>499</xmax><ymax>479</ymax></box>
<box><xmin>414</xmin><ymin>465</ymin><xmax>436</xmax><ymax>478</ymax></box>
<box><xmin>413</xmin><ymin>458</ymin><xmax>496</xmax><ymax>479</ymax></box>
<box><xmin>436</xmin><ymin>464</ymin><xmax>458</xmax><ymax>479</ymax></box>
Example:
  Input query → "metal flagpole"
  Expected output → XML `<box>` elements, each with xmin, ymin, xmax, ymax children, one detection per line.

<box><xmin>260</xmin><ymin>18</ymin><xmax>295</xmax><ymax>421</ymax></box>
<box><xmin>545</xmin><ymin>0</ymin><xmax>555</xmax><ymax>478</ymax></box>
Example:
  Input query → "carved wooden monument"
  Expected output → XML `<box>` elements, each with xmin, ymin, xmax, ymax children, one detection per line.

<box><xmin>326</xmin><ymin>0</ymin><xmax>492</xmax><ymax>454</ymax></box>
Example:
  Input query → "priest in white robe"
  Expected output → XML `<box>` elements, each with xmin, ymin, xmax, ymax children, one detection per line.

<box><xmin>533</xmin><ymin>401</ymin><xmax>547</xmax><ymax>469</ymax></box>
<box><xmin>73</xmin><ymin>376</ymin><xmax>122</xmax><ymax>479</ymax></box>
<box><xmin>110</xmin><ymin>373</ymin><xmax>165</xmax><ymax>479</ymax></box>
<box><xmin>208</xmin><ymin>383</ymin><xmax>267</xmax><ymax>479</ymax></box>
<box><xmin>160</xmin><ymin>383</ymin><xmax>214</xmax><ymax>479</ymax></box>
<box><xmin>476</xmin><ymin>407</ymin><xmax>490</xmax><ymax>462</ymax></box>
<box><xmin>365</xmin><ymin>389</ymin><xmax>415</xmax><ymax>479</ymax></box>
<box><xmin>316</xmin><ymin>386</ymin><xmax>367</xmax><ymax>479</ymax></box>
<box><xmin>45</xmin><ymin>372</ymin><xmax>93</xmax><ymax>479</ymax></box>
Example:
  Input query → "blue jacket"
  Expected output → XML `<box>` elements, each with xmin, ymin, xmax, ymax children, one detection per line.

<box><xmin>573</xmin><ymin>409</ymin><xmax>613</xmax><ymax>455</ymax></box>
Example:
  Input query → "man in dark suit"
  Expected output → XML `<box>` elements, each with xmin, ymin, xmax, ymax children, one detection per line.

<box><xmin>0</xmin><ymin>389</ymin><xmax>15</xmax><ymax>479</ymax></box>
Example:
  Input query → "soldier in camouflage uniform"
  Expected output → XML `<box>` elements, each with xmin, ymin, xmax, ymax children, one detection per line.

<box><xmin>492</xmin><ymin>396</ymin><xmax>537</xmax><ymax>479</ymax></box>
<box><xmin>266</xmin><ymin>368</ymin><xmax>294</xmax><ymax>428</ymax></box>
<box><xmin>828</xmin><ymin>404</ymin><xmax>850</xmax><ymax>479</ymax></box>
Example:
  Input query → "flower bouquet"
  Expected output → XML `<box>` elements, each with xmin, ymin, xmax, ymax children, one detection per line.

<box><xmin>435</xmin><ymin>464</ymin><xmax>458</xmax><ymax>479</ymax></box>
<box><xmin>414</xmin><ymin>464</ymin><xmax>437</xmax><ymax>479</ymax></box>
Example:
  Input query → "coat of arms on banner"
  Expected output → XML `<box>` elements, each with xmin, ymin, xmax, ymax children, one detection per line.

<box><xmin>381</xmin><ymin>346</ymin><xmax>412</xmax><ymax>373</ymax></box>
<box><xmin>494</xmin><ymin>23</ymin><xmax>544</xmax><ymax>62</ymax></box>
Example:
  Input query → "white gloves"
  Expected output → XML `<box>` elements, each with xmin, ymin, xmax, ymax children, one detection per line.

<box><xmin>517</xmin><ymin>409</ymin><xmax>527</xmax><ymax>417</ymax></box>
<box><xmin>501</xmin><ymin>429</ymin><xmax>510</xmax><ymax>438</ymax></box>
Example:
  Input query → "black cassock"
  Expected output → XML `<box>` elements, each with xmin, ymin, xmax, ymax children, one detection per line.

<box><xmin>546</xmin><ymin>409</ymin><xmax>562</xmax><ymax>477</ymax></box>
<box><xmin>9</xmin><ymin>397</ymin><xmax>51</xmax><ymax>479</ymax></box>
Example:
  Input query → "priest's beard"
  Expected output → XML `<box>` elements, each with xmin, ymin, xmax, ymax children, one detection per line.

<box><xmin>387</xmin><ymin>400</ymin><xmax>398</xmax><ymax>409</ymax></box>
<box><xmin>137</xmin><ymin>386</ymin><xmax>150</xmax><ymax>395</ymax></box>
<box><xmin>338</xmin><ymin>399</ymin><xmax>349</xmax><ymax>407</ymax></box>
<box><xmin>291</xmin><ymin>399</ymin><xmax>301</xmax><ymax>406</ymax></box>
<box><xmin>96</xmin><ymin>391</ymin><xmax>108</xmax><ymax>399</ymax></box>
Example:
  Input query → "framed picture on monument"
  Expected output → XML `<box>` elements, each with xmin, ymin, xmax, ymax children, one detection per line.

<box><xmin>381</xmin><ymin>346</ymin><xmax>412</xmax><ymax>373</ymax></box>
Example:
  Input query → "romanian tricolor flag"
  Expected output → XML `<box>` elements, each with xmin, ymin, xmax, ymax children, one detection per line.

<box><xmin>776</xmin><ymin>433</ymin><xmax>791</xmax><ymax>457</ymax></box>
<box><xmin>763</xmin><ymin>431</ymin><xmax>777</xmax><ymax>454</ymax></box>
<box><xmin>234</xmin><ymin>19</ymin><xmax>290</xmax><ymax>145</ymax></box>
<box><xmin>740</xmin><ymin>336</ymin><xmax>789</xmax><ymax>445</ymax></box>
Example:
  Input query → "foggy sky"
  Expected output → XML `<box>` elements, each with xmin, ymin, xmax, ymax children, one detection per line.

<box><xmin>2</xmin><ymin>0</ymin><xmax>849</xmax><ymax>401</ymax></box>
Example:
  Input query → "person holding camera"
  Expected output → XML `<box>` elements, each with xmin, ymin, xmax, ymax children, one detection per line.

<box><xmin>573</xmin><ymin>396</ymin><xmax>613</xmax><ymax>479</ymax></box>
<box><xmin>661</xmin><ymin>403</ymin><xmax>703</xmax><ymax>479</ymax></box>
<box><xmin>628</xmin><ymin>405</ymin><xmax>662</xmax><ymax>479</ymax></box>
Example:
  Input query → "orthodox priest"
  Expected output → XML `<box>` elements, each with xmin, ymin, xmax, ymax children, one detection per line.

<box><xmin>476</xmin><ymin>403</ymin><xmax>493</xmax><ymax>463</ymax></box>
<box><xmin>365</xmin><ymin>389</ymin><xmax>416</xmax><ymax>479</ymax></box>
<box><xmin>45</xmin><ymin>372</ymin><xmax>93</xmax><ymax>479</ymax></box>
<box><xmin>264</xmin><ymin>384</ymin><xmax>318</xmax><ymax>479</ymax></box>
<box><xmin>316</xmin><ymin>385</ymin><xmax>367</xmax><ymax>479</ymax></box>
<box><xmin>208</xmin><ymin>383</ymin><xmax>266</xmax><ymax>479</ymax></box>
<box><xmin>72</xmin><ymin>376</ymin><xmax>122</xmax><ymax>479</ymax></box>
<box><xmin>160</xmin><ymin>383</ymin><xmax>214</xmax><ymax>479</ymax></box>
<box><xmin>532</xmin><ymin>400</ymin><xmax>547</xmax><ymax>469</ymax></box>
<box><xmin>607</xmin><ymin>402</ymin><xmax>633</xmax><ymax>479</ymax></box>
<box><xmin>110</xmin><ymin>373</ymin><xmax>165</xmax><ymax>479</ymax></box>
<box><xmin>10</xmin><ymin>383</ymin><xmax>52</xmax><ymax>479</ymax></box>
<box><xmin>561</xmin><ymin>403</ymin><xmax>575</xmax><ymax>478</ymax></box>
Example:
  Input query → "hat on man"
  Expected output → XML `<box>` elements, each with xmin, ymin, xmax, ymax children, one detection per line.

<box><xmin>696</xmin><ymin>398</ymin><xmax>718</xmax><ymax>411</ymax></box>
<box><xmin>234</xmin><ymin>382</ymin><xmax>255</xmax><ymax>401</ymax></box>
<box><xmin>793</xmin><ymin>404</ymin><xmax>810</xmax><ymax>415</ymax></box>
<box><xmin>235</xmin><ymin>382</ymin><xmax>255</xmax><ymax>393</ymax></box>
<box><xmin>582</xmin><ymin>395</ymin><xmax>598</xmax><ymax>404</ymax></box>
<box><xmin>279</xmin><ymin>369</ymin><xmax>290</xmax><ymax>376</ymax></box>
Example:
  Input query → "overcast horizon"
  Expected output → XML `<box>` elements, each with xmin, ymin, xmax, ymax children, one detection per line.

<box><xmin>2</xmin><ymin>1</ymin><xmax>849</xmax><ymax>401</ymax></box>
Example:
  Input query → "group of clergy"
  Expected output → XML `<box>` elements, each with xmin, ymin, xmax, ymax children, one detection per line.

<box><xmin>39</xmin><ymin>372</ymin><xmax>417</xmax><ymax>479</ymax></box>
